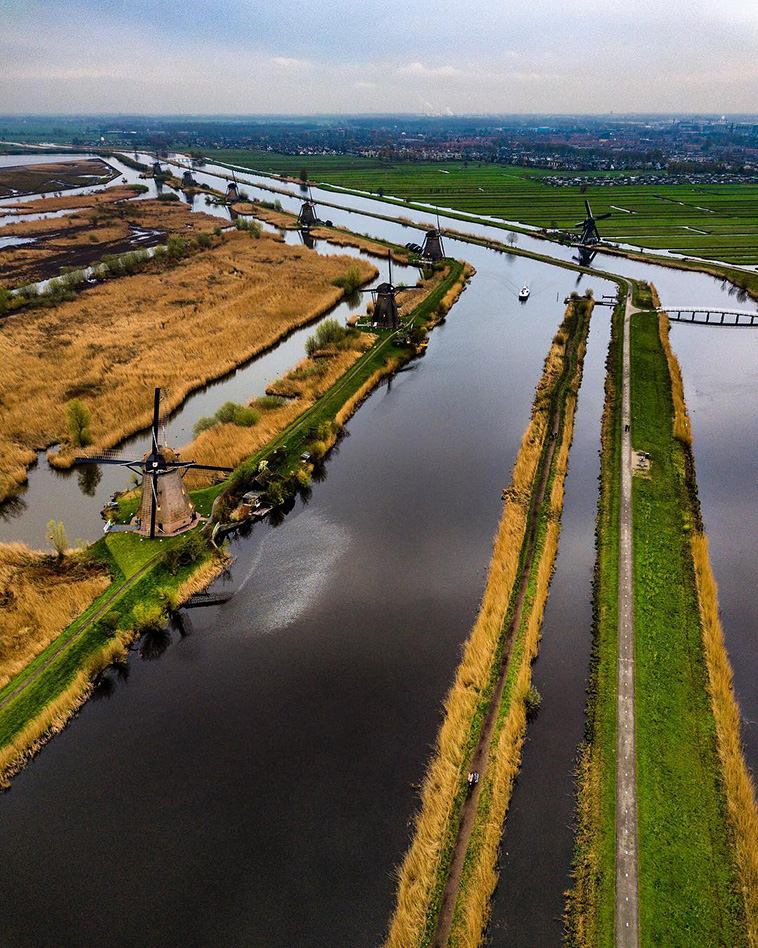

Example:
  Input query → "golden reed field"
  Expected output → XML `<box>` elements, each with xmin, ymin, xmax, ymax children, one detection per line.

<box><xmin>0</xmin><ymin>228</ymin><xmax>377</xmax><ymax>503</ymax></box>
<box><xmin>0</xmin><ymin>544</ymin><xmax>109</xmax><ymax>692</ymax></box>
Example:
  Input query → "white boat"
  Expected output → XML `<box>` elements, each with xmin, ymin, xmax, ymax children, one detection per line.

<box><xmin>519</xmin><ymin>284</ymin><xmax>530</xmax><ymax>301</ymax></box>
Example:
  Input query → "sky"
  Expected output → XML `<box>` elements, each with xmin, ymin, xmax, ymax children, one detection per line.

<box><xmin>1</xmin><ymin>0</ymin><xmax>757</xmax><ymax>115</ymax></box>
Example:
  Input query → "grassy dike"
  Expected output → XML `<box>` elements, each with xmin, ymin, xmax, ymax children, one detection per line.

<box><xmin>387</xmin><ymin>293</ymin><xmax>595</xmax><ymax>946</ymax></box>
<box><xmin>0</xmin><ymin>259</ymin><xmax>469</xmax><ymax>789</ymax></box>
<box><xmin>567</xmin><ymin>285</ymin><xmax>756</xmax><ymax>946</ymax></box>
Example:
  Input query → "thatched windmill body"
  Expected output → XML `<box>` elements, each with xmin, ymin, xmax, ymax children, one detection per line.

<box><xmin>75</xmin><ymin>389</ymin><xmax>232</xmax><ymax>539</ymax></box>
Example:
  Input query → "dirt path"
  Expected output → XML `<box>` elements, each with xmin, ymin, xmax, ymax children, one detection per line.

<box><xmin>432</xmin><ymin>314</ymin><xmax>582</xmax><ymax>947</ymax></box>
<box><xmin>616</xmin><ymin>291</ymin><xmax>640</xmax><ymax>947</ymax></box>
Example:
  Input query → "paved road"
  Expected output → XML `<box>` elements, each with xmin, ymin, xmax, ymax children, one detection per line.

<box><xmin>616</xmin><ymin>291</ymin><xmax>640</xmax><ymax>947</ymax></box>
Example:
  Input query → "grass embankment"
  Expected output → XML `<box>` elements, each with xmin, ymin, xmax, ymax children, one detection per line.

<box><xmin>631</xmin><ymin>303</ymin><xmax>746</xmax><ymax>945</ymax></box>
<box><xmin>0</xmin><ymin>530</ymin><xmax>229</xmax><ymax>788</ymax></box>
<box><xmin>655</xmin><ymin>300</ymin><xmax>758</xmax><ymax>944</ymax></box>
<box><xmin>0</xmin><ymin>258</ymin><xmax>470</xmax><ymax>789</ymax></box>
<box><xmin>565</xmin><ymin>293</ymin><xmax>625</xmax><ymax>948</ymax></box>
<box><xmin>387</xmin><ymin>293</ymin><xmax>595</xmax><ymax>947</ymax></box>
<box><xmin>567</xmin><ymin>288</ymin><xmax>756</xmax><ymax>946</ymax></box>
<box><xmin>0</xmin><ymin>229</ymin><xmax>377</xmax><ymax>502</ymax></box>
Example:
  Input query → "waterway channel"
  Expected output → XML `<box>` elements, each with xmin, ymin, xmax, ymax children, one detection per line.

<box><xmin>0</xmin><ymin>151</ymin><xmax>754</xmax><ymax>945</ymax></box>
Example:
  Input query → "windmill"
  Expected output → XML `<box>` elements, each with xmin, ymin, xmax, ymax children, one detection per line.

<box><xmin>226</xmin><ymin>172</ymin><xmax>240</xmax><ymax>203</ymax></box>
<box><xmin>298</xmin><ymin>186</ymin><xmax>320</xmax><ymax>230</ymax></box>
<box><xmin>359</xmin><ymin>251</ymin><xmax>402</xmax><ymax>329</ymax></box>
<box><xmin>181</xmin><ymin>167</ymin><xmax>197</xmax><ymax>189</ymax></box>
<box><xmin>75</xmin><ymin>389</ymin><xmax>232</xmax><ymax>539</ymax></box>
<box><xmin>421</xmin><ymin>210</ymin><xmax>446</xmax><ymax>262</ymax></box>
<box><xmin>573</xmin><ymin>200</ymin><xmax>611</xmax><ymax>248</ymax></box>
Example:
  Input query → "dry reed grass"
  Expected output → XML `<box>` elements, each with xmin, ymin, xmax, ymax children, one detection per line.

<box><xmin>447</xmin><ymin>315</ymin><xmax>588</xmax><ymax>945</ymax></box>
<box><xmin>652</xmin><ymin>287</ymin><xmax>691</xmax><ymax>444</ymax></box>
<box><xmin>309</xmin><ymin>228</ymin><xmax>410</xmax><ymax>263</ymax></box>
<box><xmin>232</xmin><ymin>202</ymin><xmax>296</xmax><ymax>229</ymax></box>
<box><xmin>0</xmin><ymin>184</ymin><xmax>139</xmax><ymax>216</ymax></box>
<box><xmin>387</xmin><ymin>304</ymin><xmax>580</xmax><ymax>946</ymax></box>
<box><xmin>691</xmin><ymin>534</ymin><xmax>758</xmax><ymax>944</ymax></box>
<box><xmin>0</xmin><ymin>197</ymin><xmax>221</xmax><ymax>286</ymax></box>
<box><xmin>184</xmin><ymin>345</ymin><xmax>370</xmax><ymax>473</ymax></box>
<box><xmin>0</xmin><ymin>230</ymin><xmax>376</xmax><ymax>501</ymax></box>
<box><xmin>452</xmin><ymin>519</ymin><xmax>562</xmax><ymax>944</ymax></box>
<box><xmin>0</xmin><ymin>543</ymin><xmax>109</xmax><ymax>691</ymax></box>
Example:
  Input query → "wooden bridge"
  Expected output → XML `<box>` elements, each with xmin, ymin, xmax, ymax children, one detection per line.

<box><xmin>655</xmin><ymin>307</ymin><xmax>758</xmax><ymax>327</ymax></box>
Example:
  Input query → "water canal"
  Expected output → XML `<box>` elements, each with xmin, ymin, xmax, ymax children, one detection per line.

<box><xmin>0</xmin><ymin>151</ymin><xmax>755</xmax><ymax>945</ymax></box>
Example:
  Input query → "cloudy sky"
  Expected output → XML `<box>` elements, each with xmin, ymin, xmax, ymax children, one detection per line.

<box><xmin>2</xmin><ymin>0</ymin><xmax>757</xmax><ymax>114</ymax></box>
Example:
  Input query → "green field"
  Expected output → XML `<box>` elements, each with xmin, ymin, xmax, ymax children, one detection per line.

<box><xmin>210</xmin><ymin>149</ymin><xmax>758</xmax><ymax>266</ymax></box>
<box><xmin>630</xmin><ymin>308</ymin><xmax>744</xmax><ymax>945</ymax></box>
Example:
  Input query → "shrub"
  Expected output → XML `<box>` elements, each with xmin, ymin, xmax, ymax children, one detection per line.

<box><xmin>46</xmin><ymin>519</ymin><xmax>68</xmax><ymax>559</ymax></box>
<box><xmin>234</xmin><ymin>217</ymin><xmax>262</xmax><ymax>238</ymax></box>
<box><xmin>66</xmin><ymin>398</ymin><xmax>93</xmax><ymax>446</ymax></box>
<box><xmin>255</xmin><ymin>395</ymin><xmax>287</xmax><ymax>411</ymax></box>
<box><xmin>215</xmin><ymin>401</ymin><xmax>260</xmax><ymax>427</ymax></box>
<box><xmin>133</xmin><ymin>603</ymin><xmax>165</xmax><ymax>634</ymax></box>
<box><xmin>157</xmin><ymin>192</ymin><xmax>180</xmax><ymax>202</ymax></box>
<box><xmin>193</xmin><ymin>416</ymin><xmax>217</xmax><ymax>437</ymax></box>
<box><xmin>213</xmin><ymin>225</ymin><xmax>222</xmax><ymax>237</ymax></box>
<box><xmin>166</xmin><ymin>235</ymin><xmax>189</xmax><ymax>260</ymax></box>
<box><xmin>195</xmin><ymin>231</ymin><xmax>212</xmax><ymax>248</ymax></box>
<box><xmin>304</xmin><ymin>318</ymin><xmax>355</xmax><ymax>356</ymax></box>
<box><xmin>331</xmin><ymin>263</ymin><xmax>364</xmax><ymax>293</ymax></box>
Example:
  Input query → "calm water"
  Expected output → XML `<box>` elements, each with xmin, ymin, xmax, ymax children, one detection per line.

<box><xmin>0</xmin><ymin>153</ymin><xmax>754</xmax><ymax>946</ymax></box>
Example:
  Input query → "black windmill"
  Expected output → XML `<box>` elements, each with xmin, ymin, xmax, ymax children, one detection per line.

<box><xmin>75</xmin><ymin>388</ymin><xmax>232</xmax><ymax>539</ymax></box>
<box><xmin>297</xmin><ymin>186</ymin><xmax>320</xmax><ymax>230</ymax></box>
<box><xmin>574</xmin><ymin>199</ymin><xmax>611</xmax><ymax>248</ymax></box>
<box><xmin>421</xmin><ymin>210</ymin><xmax>446</xmax><ymax>263</ymax></box>
<box><xmin>360</xmin><ymin>251</ymin><xmax>401</xmax><ymax>329</ymax></box>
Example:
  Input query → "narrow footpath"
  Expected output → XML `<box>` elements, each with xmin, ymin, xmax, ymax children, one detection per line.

<box><xmin>616</xmin><ymin>291</ymin><xmax>640</xmax><ymax>947</ymax></box>
<box><xmin>431</xmin><ymin>307</ymin><xmax>585</xmax><ymax>947</ymax></box>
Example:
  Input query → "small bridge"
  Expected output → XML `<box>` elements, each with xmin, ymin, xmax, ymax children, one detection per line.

<box><xmin>655</xmin><ymin>307</ymin><xmax>758</xmax><ymax>327</ymax></box>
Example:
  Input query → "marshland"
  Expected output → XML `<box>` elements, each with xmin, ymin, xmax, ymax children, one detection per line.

<box><xmin>0</xmin><ymin>150</ymin><xmax>755</xmax><ymax>947</ymax></box>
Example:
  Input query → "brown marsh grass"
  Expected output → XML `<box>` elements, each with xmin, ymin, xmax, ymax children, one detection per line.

<box><xmin>0</xmin><ymin>230</ymin><xmax>376</xmax><ymax>501</ymax></box>
<box><xmin>448</xmin><ymin>329</ymin><xmax>587</xmax><ymax>945</ymax></box>
<box><xmin>0</xmin><ymin>543</ymin><xmax>109</xmax><ymax>692</ymax></box>
<box><xmin>691</xmin><ymin>534</ymin><xmax>758</xmax><ymax>944</ymax></box>
<box><xmin>387</xmin><ymin>305</ymin><xmax>580</xmax><ymax>946</ymax></box>
<box><xmin>0</xmin><ymin>197</ymin><xmax>222</xmax><ymax>287</ymax></box>
<box><xmin>232</xmin><ymin>202</ymin><xmax>297</xmax><ymax>229</ymax></box>
<box><xmin>0</xmin><ymin>184</ymin><xmax>139</xmax><ymax>217</ymax></box>
<box><xmin>183</xmin><ymin>344</ymin><xmax>371</xmax><ymax>474</ymax></box>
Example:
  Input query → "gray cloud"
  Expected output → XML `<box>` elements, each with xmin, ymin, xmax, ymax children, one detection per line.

<box><xmin>1</xmin><ymin>0</ymin><xmax>756</xmax><ymax>113</ymax></box>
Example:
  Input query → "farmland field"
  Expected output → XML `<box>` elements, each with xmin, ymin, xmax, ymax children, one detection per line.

<box><xmin>210</xmin><ymin>150</ymin><xmax>758</xmax><ymax>266</ymax></box>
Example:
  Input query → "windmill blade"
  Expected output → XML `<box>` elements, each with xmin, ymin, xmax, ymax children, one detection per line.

<box><xmin>151</xmin><ymin>387</ymin><xmax>161</xmax><ymax>453</ymax></box>
<box><xmin>186</xmin><ymin>463</ymin><xmax>234</xmax><ymax>473</ymax></box>
<box><xmin>74</xmin><ymin>455</ymin><xmax>141</xmax><ymax>466</ymax></box>
<box><xmin>596</xmin><ymin>212</ymin><xmax>612</xmax><ymax>221</ymax></box>
<box><xmin>387</xmin><ymin>248</ymin><xmax>393</xmax><ymax>287</ymax></box>
<box><xmin>585</xmin><ymin>199</ymin><xmax>593</xmax><ymax>218</ymax></box>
